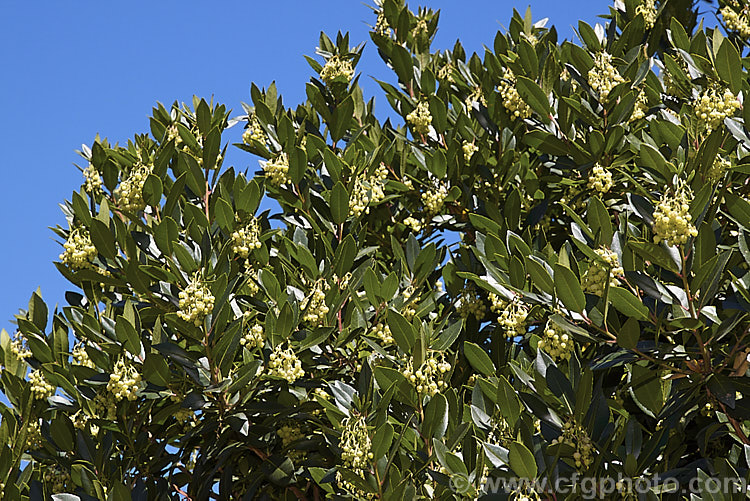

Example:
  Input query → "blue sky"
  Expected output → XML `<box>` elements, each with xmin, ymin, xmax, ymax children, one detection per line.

<box><xmin>0</xmin><ymin>0</ymin><xmax>605</xmax><ymax>333</ymax></box>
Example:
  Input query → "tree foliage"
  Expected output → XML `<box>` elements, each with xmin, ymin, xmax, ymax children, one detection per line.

<box><xmin>3</xmin><ymin>0</ymin><xmax>750</xmax><ymax>499</ymax></box>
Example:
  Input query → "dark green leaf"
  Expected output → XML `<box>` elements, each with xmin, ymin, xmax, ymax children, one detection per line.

<box><xmin>554</xmin><ymin>264</ymin><xmax>585</xmax><ymax>313</ymax></box>
<box><xmin>330</xmin><ymin>182</ymin><xmax>350</xmax><ymax>225</ymax></box>
<box><xmin>508</xmin><ymin>441</ymin><xmax>537</xmax><ymax>478</ymax></box>
<box><xmin>142</xmin><ymin>174</ymin><xmax>163</xmax><ymax>207</ymax></box>
<box><xmin>386</xmin><ymin>309</ymin><xmax>416</xmax><ymax>353</ymax></box>
<box><xmin>608</xmin><ymin>287</ymin><xmax>649</xmax><ymax>321</ymax></box>
<box><xmin>89</xmin><ymin>219</ymin><xmax>116</xmax><ymax>260</ymax></box>
<box><xmin>716</xmin><ymin>39</ymin><xmax>742</xmax><ymax>94</ymax></box>
<box><xmin>214</xmin><ymin>197</ymin><xmax>235</xmax><ymax>232</ymax></box>
<box><xmin>516</xmin><ymin>76</ymin><xmax>550</xmax><ymax>120</ymax></box>
<box><xmin>464</xmin><ymin>341</ymin><xmax>495</xmax><ymax>376</ymax></box>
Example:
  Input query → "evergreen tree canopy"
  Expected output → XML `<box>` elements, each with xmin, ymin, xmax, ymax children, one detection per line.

<box><xmin>4</xmin><ymin>0</ymin><xmax>750</xmax><ymax>498</ymax></box>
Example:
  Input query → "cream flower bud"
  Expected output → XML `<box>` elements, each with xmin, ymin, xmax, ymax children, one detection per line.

<box><xmin>60</xmin><ymin>227</ymin><xmax>97</xmax><ymax>270</ymax></box>
<box><xmin>177</xmin><ymin>276</ymin><xmax>215</xmax><ymax>326</ymax></box>
<box><xmin>587</xmin><ymin>164</ymin><xmax>613</xmax><ymax>194</ymax></box>
<box><xmin>693</xmin><ymin>82</ymin><xmax>741</xmax><ymax>133</ymax></box>
<box><xmin>231</xmin><ymin>218</ymin><xmax>262</xmax><ymax>258</ymax></box>
<box><xmin>242</xmin><ymin>114</ymin><xmax>266</xmax><ymax>144</ymax></box>
<box><xmin>421</xmin><ymin>182</ymin><xmax>449</xmax><ymax>216</ymax></box>
<box><xmin>72</xmin><ymin>342</ymin><xmax>95</xmax><ymax>368</ymax></box>
<box><xmin>404</xmin><ymin>352</ymin><xmax>451</xmax><ymax>396</ymax></box>
<box><xmin>498</xmin><ymin>68</ymin><xmax>532</xmax><ymax>119</ymax></box>
<box><xmin>349</xmin><ymin>163</ymin><xmax>389</xmax><ymax>217</ymax></box>
<box><xmin>635</xmin><ymin>0</ymin><xmax>657</xmax><ymax>29</ymax></box>
<box><xmin>82</xmin><ymin>164</ymin><xmax>102</xmax><ymax>194</ymax></box>
<box><xmin>721</xmin><ymin>6</ymin><xmax>750</xmax><ymax>38</ymax></box>
<box><xmin>340</xmin><ymin>415</ymin><xmax>372</xmax><ymax>472</ymax></box>
<box><xmin>106</xmin><ymin>357</ymin><xmax>143</xmax><ymax>401</ymax></box>
<box><xmin>267</xmin><ymin>345</ymin><xmax>304</xmax><ymax>383</ymax></box>
<box><xmin>114</xmin><ymin>163</ymin><xmax>153</xmax><ymax>212</ymax></box>
<box><xmin>407</xmin><ymin>101</ymin><xmax>432</xmax><ymax>135</ymax></box>
<box><xmin>455</xmin><ymin>287</ymin><xmax>487</xmax><ymax>320</ymax></box>
<box><xmin>29</xmin><ymin>369</ymin><xmax>55</xmax><ymax>400</ymax></box>
<box><xmin>301</xmin><ymin>278</ymin><xmax>330</xmax><ymax>325</ymax></box>
<box><xmin>538</xmin><ymin>319</ymin><xmax>575</xmax><ymax>361</ymax></box>
<box><xmin>263</xmin><ymin>153</ymin><xmax>291</xmax><ymax>186</ymax></box>
<box><xmin>240</xmin><ymin>323</ymin><xmax>264</xmax><ymax>349</ymax></box>
<box><xmin>320</xmin><ymin>56</ymin><xmax>354</xmax><ymax>85</ymax></box>
<box><xmin>581</xmin><ymin>247</ymin><xmax>623</xmax><ymax>296</ymax></box>
<box><xmin>652</xmin><ymin>181</ymin><xmax>699</xmax><ymax>246</ymax></box>
<box><xmin>588</xmin><ymin>51</ymin><xmax>625</xmax><ymax>101</ymax></box>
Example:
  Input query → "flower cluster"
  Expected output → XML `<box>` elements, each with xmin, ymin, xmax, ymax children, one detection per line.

<box><xmin>403</xmin><ymin>353</ymin><xmax>451</xmax><ymax>396</ymax></box>
<box><xmin>114</xmin><ymin>163</ymin><xmax>153</xmax><ymax>212</ymax></box>
<box><xmin>349</xmin><ymin>163</ymin><xmax>389</xmax><ymax>217</ymax></box>
<box><xmin>455</xmin><ymin>288</ymin><xmax>487</xmax><ymax>320</ymax></box>
<box><xmin>498</xmin><ymin>69</ymin><xmax>532</xmax><ymax>119</ymax></box>
<box><xmin>340</xmin><ymin>415</ymin><xmax>373</xmax><ymax>471</ymax></box>
<box><xmin>242</xmin><ymin>114</ymin><xmax>266</xmax><ymax>144</ymax></box>
<box><xmin>60</xmin><ymin>227</ymin><xmax>97</xmax><ymax>270</ymax></box>
<box><xmin>581</xmin><ymin>247</ymin><xmax>623</xmax><ymax>296</ymax></box>
<box><xmin>708</xmin><ymin>155</ymin><xmax>731</xmax><ymax>182</ymax></box>
<box><xmin>107</xmin><ymin>358</ymin><xmax>143</xmax><ymax>401</ymax></box>
<box><xmin>407</xmin><ymin>101</ymin><xmax>432</xmax><ymax>135</ymax></box>
<box><xmin>560</xmin><ymin>184</ymin><xmax>586</xmax><ymax>211</ymax></box>
<box><xmin>93</xmin><ymin>392</ymin><xmax>118</xmax><ymax>420</ymax></box>
<box><xmin>319</xmin><ymin>56</ymin><xmax>354</xmax><ymax>85</ymax></box>
<box><xmin>263</xmin><ymin>153</ymin><xmax>291</xmax><ymax>186</ymax></box>
<box><xmin>301</xmin><ymin>278</ymin><xmax>330</xmax><ymax>325</ymax></box>
<box><xmin>403</xmin><ymin>216</ymin><xmax>422</xmax><ymax>233</ymax></box>
<box><xmin>537</xmin><ymin>319</ymin><xmax>574</xmax><ymax>361</ymax></box>
<box><xmin>312</xmin><ymin>387</ymin><xmax>330</xmax><ymax>416</ymax></box>
<box><xmin>635</xmin><ymin>0</ymin><xmax>658</xmax><ymax>29</ymax></box>
<box><xmin>240</xmin><ymin>323</ymin><xmax>264</xmax><ymax>349</ymax></box>
<box><xmin>10</xmin><ymin>333</ymin><xmax>31</xmax><ymax>360</ymax></box>
<box><xmin>72</xmin><ymin>343</ymin><xmax>95</xmax><ymax>368</ymax></box>
<box><xmin>29</xmin><ymin>369</ymin><xmax>54</xmax><ymax>400</ymax></box>
<box><xmin>333</xmin><ymin>272</ymin><xmax>352</xmax><ymax>290</ymax></box>
<box><xmin>82</xmin><ymin>164</ymin><xmax>102</xmax><ymax>194</ymax></box>
<box><xmin>486</xmin><ymin>415</ymin><xmax>513</xmax><ymax>447</ymax></box>
<box><xmin>587</xmin><ymin>163</ymin><xmax>613</xmax><ymax>194</ymax></box>
<box><xmin>371</xmin><ymin>322</ymin><xmax>394</xmax><ymax>345</ymax></box>
<box><xmin>375</xmin><ymin>10</ymin><xmax>391</xmax><ymax>36</ymax></box>
<box><xmin>551</xmin><ymin>419</ymin><xmax>595</xmax><ymax>470</ymax></box>
<box><xmin>277</xmin><ymin>423</ymin><xmax>304</xmax><ymax>447</ymax></box>
<box><xmin>694</xmin><ymin>82</ymin><xmax>741</xmax><ymax>132</ymax></box>
<box><xmin>244</xmin><ymin>265</ymin><xmax>260</xmax><ymax>293</ymax></box>
<box><xmin>522</xmin><ymin>32</ymin><xmax>539</xmax><ymax>46</ymax></box>
<box><xmin>630</xmin><ymin>87</ymin><xmax>650</xmax><ymax>121</ymax></box>
<box><xmin>497</xmin><ymin>300</ymin><xmax>529</xmax><ymax>339</ymax></box>
<box><xmin>489</xmin><ymin>292</ymin><xmax>507</xmax><ymax>314</ymax></box>
<box><xmin>421</xmin><ymin>182</ymin><xmax>448</xmax><ymax>216</ymax></box>
<box><xmin>166</xmin><ymin>123</ymin><xmax>181</xmax><ymax>145</ymax></box>
<box><xmin>231</xmin><ymin>218</ymin><xmax>262</xmax><ymax>258</ymax></box>
<box><xmin>72</xmin><ymin>410</ymin><xmax>96</xmax><ymax>436</ymax></box>
<box><xmin>268</xmin><ymin>345</ymin><xmax>304</xmax><ymax>383</ymax></box>
<box><xmin>465</xmin><ymin>86</ymin><xmax>486</xmax><ymax>109</ymax></box>
<box><xmin>721</xmin><ymin>5</ymin><xmax>750</xmax><ymax>38</ymax></box>
<box><xmin>401</xmin><ymin>286</ymin><xmax>417</xmax><ymax>320</ymax></box>
<box><xmin>462</xmin><ymin>141</ymin><xmax>478</xmax><ymax>163</ymax></box>
<box><xmin>43</xmin><ymin>466</ymin><xmax>71</xmax><ymax>494</ymax></box>
<box><xmin>588</xmin><ymin>51</ymin><xmax>625</xmax><ymax>101</ymax></box>
<box><xmin>175</xmin><ymin>408</ymin><xmax>196</xmax><ymax>426</ymax></box>
<box><xmin>178</xmin><ymin>276</ymin><xmax>215</xmax><ymax>326</ymax></box>
<box><xmin>652</xmin><ymin>181</ymin><xmax>698</xmax><ymax>246</ymax></box>
<box><xmin>438</xmin><ymin>61</ymin><xmax>455</xmax><ymax>82</ymax></box>
<box><xmin>25</xmin><ymin>419</ymin><xmax>43</xmax><ymax>450</ymax></box>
